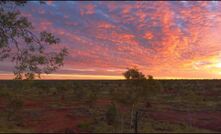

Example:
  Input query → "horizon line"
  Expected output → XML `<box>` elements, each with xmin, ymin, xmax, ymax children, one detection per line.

<box><xmin>0</xmin><ymin>73</ymin><xmax>220</xmax><ymax>80</ymax></box>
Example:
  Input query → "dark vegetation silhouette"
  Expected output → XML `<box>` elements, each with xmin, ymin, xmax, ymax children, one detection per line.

<box><xmin>0</xmin><ymin>1</ymin><xmax>68</xmax><ymax>132</ymax></box>
<box><xmin>0</xmin><ymin>1</ymin><xmax>68</xmax><ymax>80</ymax></box>
<box><xmin>121</xmin><ymin>67</ymin><xmax>161</xmax><ymax>133</ymax></box>
<box><xmin>123</xmin><ymin>67</ymin><xmax>146</xmax><ymax>80</ymax></box>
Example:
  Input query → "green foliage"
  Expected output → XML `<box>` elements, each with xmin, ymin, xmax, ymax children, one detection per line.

<box><xmin>77</xmin><ymin>121</ymin><xmax>93</xmax><ymax>132</ymax></box>
<box><xmin>120</xmin><ymin>70</ymin><xmax>163</xmax><ymax>133</ymax></box>
<box><xmin>0</xmin><ymin>80</ymin><xmax>220</xmax><ymax>133</ymax></box>
<box><xmin>0</xmin><ymin>1</ymin><xmax>68</xmax><ymax>80</ymax></box>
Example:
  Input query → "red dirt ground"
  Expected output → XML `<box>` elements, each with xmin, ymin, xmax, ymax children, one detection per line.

<box><xmin>1</xmin><ymin>97</ymin><xmax>221</xmax><ymax>132</ymax></box>
<box><xmin>24</xmin><ymin>108</ymin><xmax>86</xmax><ymax>133</ymax></box>
<box><xmin>149</xmin><ymin>110</ymin><xmax>221</xmax><ymax>132</ymax></box>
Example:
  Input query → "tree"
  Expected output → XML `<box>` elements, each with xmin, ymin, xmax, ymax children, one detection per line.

<box><xmin>0</xmin><ymin>1</ymin><xmax>68</xmax><ymax>80</ymax></box>
<box><xmin>121</xmin><ymin>67</ymin><xmax>162</xmax><ymax>133</ymax></box>
<box><xmin>123</xmin><ymin>67</ymin><xmax>146</xmax><ymax>80</ymax></box>
<box><xmin>147</xmin><ymin>75</ymin><xmax>153</xmax><ymax>80</ymax></box>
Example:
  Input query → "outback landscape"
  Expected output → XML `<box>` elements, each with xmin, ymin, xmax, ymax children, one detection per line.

<box><xmin>1</xmin><ymin>1</ymin><xmax>221</xmax><ymax>133</ymax></box>
<box><xmin>0</xmin><ymin>79</ymin><xmax>221</xmax><ymax>133</ymax></box>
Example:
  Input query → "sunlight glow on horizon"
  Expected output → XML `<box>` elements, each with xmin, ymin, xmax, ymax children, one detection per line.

<box><xmin>1</xmin><ymin>1</ymin><xmax>221</xmax><ymax>80</ymax></box>
<box><xmin>0</xmin><ymin>73</ymin><xmax>220</xmax><ymax>80</ymax></box>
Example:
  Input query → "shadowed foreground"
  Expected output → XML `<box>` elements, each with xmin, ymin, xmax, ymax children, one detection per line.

<box><xmin>0</xmin><ymin>80</ymin><xmax>221</xmax><ymax>133</ymax></box>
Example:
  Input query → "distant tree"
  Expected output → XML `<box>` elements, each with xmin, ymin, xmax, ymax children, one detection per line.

<box><xmin>147</xmin><ymin>75</ymin><xmax>153</xmax><ymax>80</ymax></box>
<box><xmin>0</xmin><ymin>1</ymin><xmax>68</xmax><ymax>80</ymax></box>
<box><xmin>123</xmin><ymin>67</ymin><xmax>146</xmax><ymax>80</ymax></box>
<box><xmin>121</xmin><ymin>67</ymin><xmax>162</xmax><ymax>133</ymax></box>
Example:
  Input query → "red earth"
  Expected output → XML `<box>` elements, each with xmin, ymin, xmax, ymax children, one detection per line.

<box><xmin>149</xmin><ymin>110</ymin><xmax>221</xmax><ymax>132</ymax></box>
<box><xmin>1</xmin><ymin>97</ymin><xmax>221</xmax><ymax>133</ymax></box>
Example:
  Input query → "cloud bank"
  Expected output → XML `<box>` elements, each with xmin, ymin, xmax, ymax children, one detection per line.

<box><xmin>1</xmin><ymin>1</ymin><xmax>221</xmax><ymax>79</ymax></box>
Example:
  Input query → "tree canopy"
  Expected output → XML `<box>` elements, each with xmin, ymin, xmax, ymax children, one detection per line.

<box><xmin>123</xmin><ymin>67</ymin><xmax>146</xmax><ymax>80</ymax></box>
<box><xmin>0</xmin><ymin>1</ymin><xmax>68</xmax><ymax>80</ymax></box>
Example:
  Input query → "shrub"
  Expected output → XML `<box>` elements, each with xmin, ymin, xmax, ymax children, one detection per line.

<box><xmin>105</xmin><ymin>103</ymin><xmax>118</xmax><ymax>126</ymax></box>
<box><xmin>77</xmin><ymin>120</ymin><xmax>93</xmax><ymax>132</ymax></box>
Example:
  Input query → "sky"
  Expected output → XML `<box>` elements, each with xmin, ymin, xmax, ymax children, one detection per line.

<box><xmin>1</xmin><ymin>1</ymin><xmax>221</xmax><ymax>79</ymax></box>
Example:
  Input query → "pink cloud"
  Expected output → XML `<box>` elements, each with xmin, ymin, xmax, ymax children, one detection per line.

<box><xmin>80</xmin><ymin>4</ymin><xmax>96</xmax><ymax>15</ymax></box>
<box><xmin>2</xmin><ymin>1</ymin><xmax>221</xmax><ymax>79</ymax></box>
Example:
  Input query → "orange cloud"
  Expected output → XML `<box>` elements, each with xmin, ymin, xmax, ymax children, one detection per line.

<box><xmin>2</xmin><ymin>1</ymin><xmax>221</xmax><ymax>79</ymax></box>
<box><xmin>144</xmin><ymin>32</ymin><xmax>153</xmax><ymax>40</ymax></box>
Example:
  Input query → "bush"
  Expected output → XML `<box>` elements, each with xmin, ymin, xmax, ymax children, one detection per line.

<box><xmin>77</xmin><ymin>120</ymin><xmax>93</xmax><ymax>132</ymax></box>
<box><xmin>105</xmin><ymin>103</ymin><xmax>118</xmax><ymax>126</ymax></box>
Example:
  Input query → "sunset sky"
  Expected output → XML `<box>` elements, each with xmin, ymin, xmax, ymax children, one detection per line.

<box><xmin>1</xmin><ymin>1</ymin><xmax>221</xmax><ymax>79</ymax></box>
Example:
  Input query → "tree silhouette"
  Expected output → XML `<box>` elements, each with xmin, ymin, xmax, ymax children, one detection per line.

<box><xmin>123</xmin><ymin>67</ymin><xmax>146</xmax><ymax>80</ymax></box>
<box><xmin>147</xmin><ymin>75</ymin><xmax>153</xmax><ymax>80</ymax></box>
<box><xmin>121</xmin><ymin>67</ymin><xmax>162</xmax><ymax>133</ymax></box>
<box><xmin>0</xmin><ymin>1</ymin><xmax>68</xmax><ymax>80</ymax></box>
